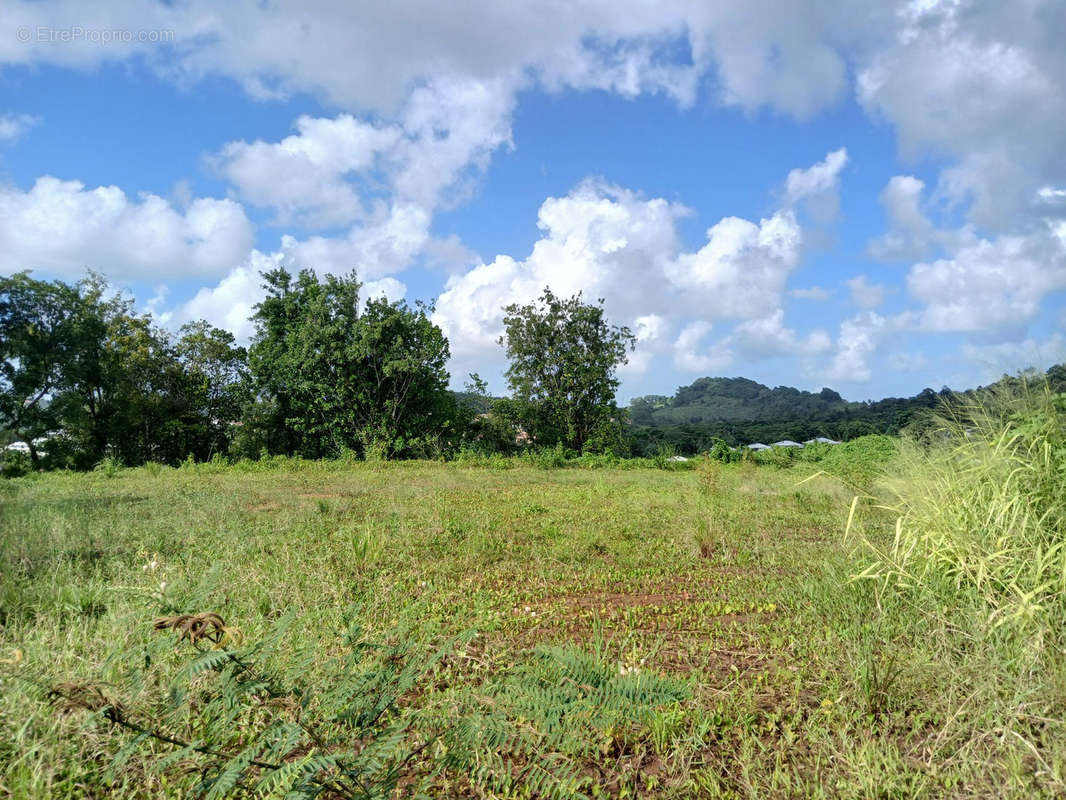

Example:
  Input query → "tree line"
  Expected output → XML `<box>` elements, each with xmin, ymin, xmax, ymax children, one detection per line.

<box><xmin>6</xmin><ymin>267</ymin><xmax>1060</xmax><ymax>471</ymax></box>
<box><xmin>1</xmin><ymin>271</ymin><xmax>634</xmax><ymax>471</ymax></box>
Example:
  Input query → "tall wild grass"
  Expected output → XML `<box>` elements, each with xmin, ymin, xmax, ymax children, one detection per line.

<box><xmin>853</xmin><ymin>385</ymin><xmax>1065</xmax><ymax>636</ymax></box>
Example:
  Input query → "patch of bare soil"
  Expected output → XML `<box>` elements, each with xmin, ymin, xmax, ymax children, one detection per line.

<box><xmin>550</xmin><ymin>590</ymin><xmax>702</xmax><ymax>609</ymax></box>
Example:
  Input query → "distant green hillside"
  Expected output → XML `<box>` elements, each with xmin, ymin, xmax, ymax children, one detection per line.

<box><xmin>450</xmin><ymin>365</ymin><xmax>1066</xmax><ymax>457</ymax></box>
<box><xmin>627</xmin><ymin>365</ymin><xmax>1066</xmax><ymax>456</ymax></box>
<box><xmin>629</xmin><ymin>377</ymin><xmax>853</xmax><ymax>425</ymax></box>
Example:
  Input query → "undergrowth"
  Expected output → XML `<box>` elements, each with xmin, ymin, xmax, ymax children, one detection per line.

<box><xmin>3</xmin><ymin>403</ymin><xmax>1065</xmax><ymax>797</ymax></box>
<box><xmin>843</xmin><ymin>386</ymin><xmax>1066</xmax><ymax>796</ymax></box>
<box><xmin>6</xmin><ymin>607</ymin><xmax>687</xmax><ymax>798</ymax></box>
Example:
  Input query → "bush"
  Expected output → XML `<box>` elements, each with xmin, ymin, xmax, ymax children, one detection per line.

<box><xmin>523</xmin><ymin>442</ymin><xmax>569</xmax><ymax>469</ymax></box>
<box><xmin>93</xmin><ymin>455</ymin><xmax>123</xmax><ymax>479</ymax></box>
<box><xmin>454</xmin><ymin>447</ymin><xmax>515</xmax><ymax>470</ymax></box>
<box><xmin>819</xmin><ymin>434</ymin><xmax>898</xmax><ymax>487</ymax></box>
<box><xmin>568</xmin><ymin>452</ymin><xmax>622</xmax><ymax>469</ymax></box>
<box><xmin>797</xmin><ymin>440</ymin><xmax>832</xmax><ymax>463</ymax></box>
<box><xmin>651</xmin><ymin>443</ymin><xmax>679</xmax><ymax>470</ymax></box>
<box><xmin>754</xmin><ymin>445</ymin><xmax>798</xmax><ymax>469</ymax></box>
<box><xmin>141</xmin><ymin>461</ymin><xmax>168</xmax><ymax>478</ymax></box>
<box><xmin>707</xmin><ymin>437</ymin><xmax>739</xmax><ymax>463</ymax></box>
<box><xmin>0</xmin><ymin>449</ymin><xmax>31</xmax><ymax>478</ymax></box>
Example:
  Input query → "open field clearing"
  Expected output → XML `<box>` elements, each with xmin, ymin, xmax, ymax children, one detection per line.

<box><xmin>2</xmin><ymin>455</ymin><xmax>1064</xmax><ymax>798</ymax></box>
<box><xmin>6</xmin><ymin>1</ymin><xmax>1066</xmax><ymax>795</ymax></box>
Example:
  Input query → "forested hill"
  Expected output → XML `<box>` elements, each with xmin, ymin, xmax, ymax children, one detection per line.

<box><xmin>627</xmin><ymin>366</ymin><xmax>1066</xmax><ymax>455</ymax></box>
<box><xmin>630</xmin><ymin>377</ymin><xmax>854</xmax><ymax>425</ymax></box>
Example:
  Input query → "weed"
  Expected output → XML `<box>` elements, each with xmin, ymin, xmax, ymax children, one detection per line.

<box><xmin>142</xmin><ymin>461</ymin><xmax>167</xmax><ymax>478</ymax></box>
<box><xmin>858</xmin><ymin>642</ymin><xmax>905</xmax><ymax>720</ymax></box>
<box><xmin>94</xmin><ymin>455</ymin><xmax>123</xmax><ymax>478</ymax></box>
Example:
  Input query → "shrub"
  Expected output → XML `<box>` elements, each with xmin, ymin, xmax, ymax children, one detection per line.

<box><xmin>797</xmin><ymin>440</ymin><xmax>832</xmax><ymax>463</ymax></box>
<box><xmin>707</xmin><ymin>437</ymin><xmax>738</xmax><ymax>463</ymax></box>
<box><xmin>651</xmin><ymin>444</ymin><xmax>678</xmax><ymax>470</ymax></box>
<box><xmin>454</xmin><ymin>447</ymin><xmax>515</xmax><ymax>470</ymax></box>
<box><xmin>141</xmin><ymin>461</ymin><xmax>168</xmax><ymax>478</ymax></box>
<box><xmin>523</xmin><ymin>442</ymin><xmax>569</xmax><ymax>469</ymax></box>
<box><xmin>754</xmin><ymin>445</ymin><xmax>797</xmax><ymax>469</ymax></box>
<box><xmin>0</xmin><ymin>450</ymin><xmax>31</xmax><ymax>478</ymax></box>
<box><xmin>819</xmin><ymin>434</ymin><xmax>898</xmax><ymax>487</ymax></box>
<box><xmin>569</xmin><ymin>452</ymin><xmax>622</xmax><ymax>469</ymax></box>
<box><xmin>93</xmin><ymin>455</ymin><xmax>123</xmax><ymax>479</ymax></box>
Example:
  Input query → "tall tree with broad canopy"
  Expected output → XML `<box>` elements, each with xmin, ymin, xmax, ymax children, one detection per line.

<box><xmin>498</xmin><ymin>288</ymin><xmax>635</xmax><ymax>453</ymax></box>
<box><xmin>0</xmin><ymin>272</ymin><xmax>82</xmax><ymax>466</ymax></box>
<box><xmin>247</xmin><ymin>267</ymin><xmax>456</xmax><ymax>459</ymax></box>
<box><xmin>54</xmin><ymin>276</ymin><xmax>211</xmax><ymax>467</ymax></box>
<box><xmin>176</xmin><ymin>320</ymin><xmax>253</xmax><ymax>457</ymax></box>
<box><xmin>2</xmin><ymin>273</ymin><xmax>233</xmax><ymax>468</ymax></box>
<box><xmin>351</xmin><ymin>294</ymin><xmax>457</xmax><ymax>458</ymax></box>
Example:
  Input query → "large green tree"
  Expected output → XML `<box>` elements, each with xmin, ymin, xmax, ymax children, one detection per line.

<box><xmin>246</xmin><ymin>267</ymin><xmax>354</xmax><ymax>458</ymax></box>
<box><xmin>349</xmin><ymin>294</ymin><xmax>456</xmax><ymax>458</ymax></box>
<box><xmin>0</xmin><ymin>272</ymin><xmax>82</xmax><ymax>466</ymax></box>
<box><xmin>54</xmin><ymin>276</ymin><xmax>210</xmax><ymax>467</ymax></box>
<box><xmin>247</xmin><ymin>267</ymin><xmax>456</xmax><ymax>459</ymax></box>
<box><xmin>1</xmin><ymin>273</ymin><xmax>226</xmax><ymax>469</ymax></box>
<box><xmin>176</xmin><ymin>320</ymin><xmax>253</xmax><ymax>457</ymax></box>
<box><xmin>497</xmin><ymin>288</ymin><xmax>634</xmax><ymax>452</ymax></box>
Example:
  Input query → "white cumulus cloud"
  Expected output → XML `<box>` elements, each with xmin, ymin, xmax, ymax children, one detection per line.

<box><xmin>907</xmin><ymin>233</ymin><xmax>1066</xmax><ymax>333</ymax></box>
<box><xmin>0</xmin><ymin>176</ymin><xmax>254</xmax><ymax>281</ymax></box>
<box><xmin>665</xmin><ymin>211</ymin><xmax>802</xmax><ymax>316</ymax></box>
<box><xmin>673</xmin><ymin>321</ymin><xmax>733</xmax><ymax>373</ymax></box>
<box><xmin>433</xmin><ymin>179</ymin><xmax>686</xmax><ymax>366</ymax></box>
<box><xmin>214</xmin><ymin>114</ymin><xmax>402</xmax><ymax>228</ymax></box>
<box><xmin>435</xmin><ymin>152</ymin><xmax>836</xmax><ymax>379</ymax></box>
<box><xmin>784</xmin><ymin>147</ymin><xmax>847</xmax><ymax>222</ymax></box>
<box><xmin>827</xmin><ymin>312</ymin><xmax>891</xmax><ymax>383</ymax></box>
<box><xmin>215</xmin><ymin>76</ymin><xmax>513</xmax><ymax>231</ymax></box>
<box><xmin>856</xmin><ymin>1</ymin><xmax>1066</xmax><ymax>230</ymax></box>
<box><xmin>962</xmin><ymin>333</ymin><xmax>1066</xmax><ymax>380</ymax></box>
<box><xmin>673</xmin><ymin>322</ymin><xmax>733</xmax><ymax>375</ymax></box>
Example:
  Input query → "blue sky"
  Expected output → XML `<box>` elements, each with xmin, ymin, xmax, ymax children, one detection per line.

<box><xmin>2</xmin><ymin>1</ymin><xmax>1065</xmax><ymax>403</ymax></box>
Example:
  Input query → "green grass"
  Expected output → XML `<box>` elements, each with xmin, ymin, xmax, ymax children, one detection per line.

<box><xmin>1</xmin><ymin>449</ymin><xmax>1063</xmax><ymax>797</ymax></box>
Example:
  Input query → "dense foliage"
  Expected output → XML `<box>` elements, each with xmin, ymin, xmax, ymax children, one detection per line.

<box><xmin>496</xmin><ymin>288</ymin><xmax>635</xmax><ymax>453</ymax></box>
<box><xmin>244</xmin><ymin>268</ymin><xmax>459</xmax><ymax>460</ymax></box>
<box><xmin>1</xmin><ymin>269</ymin><xmax>461</xmax><ymax>470</ymax></box>
<box><xmin>855</xmin><ymin>387</ymin><xmax>1066</xmax><ymax>629</ymax></box>
<box><xmin>4</xmin><ymin>268</ymin><xmax>1065</xmax><ymax>472</ymax></box>
<box><xmin>0</xmin><ymin>273</ymin><xmax>82</xmax><ymax>467</ymax></box>
<box><xmin>1</xmin><ymin>272</ymin><xmax>251</xmax><ymax>470</ymax></box>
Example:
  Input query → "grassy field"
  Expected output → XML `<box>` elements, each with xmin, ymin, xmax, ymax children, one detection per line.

<box><xmin>1</xmin><ymin>452</ymin><xmax>1063</xmax><ymax>797</ymax></box>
